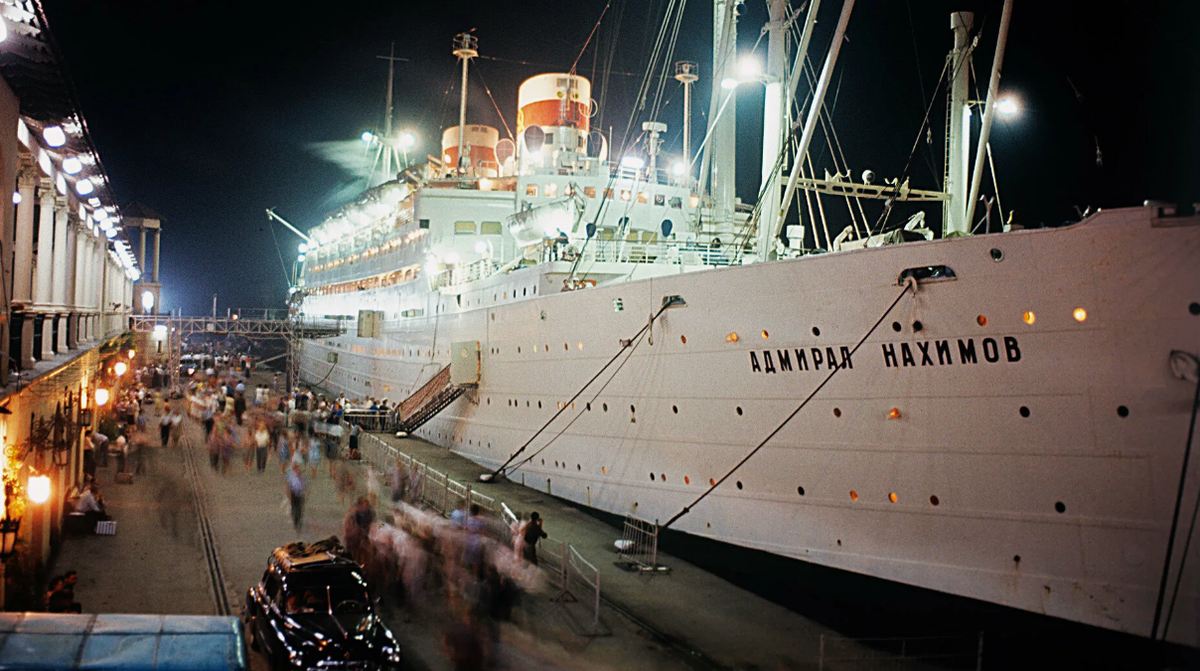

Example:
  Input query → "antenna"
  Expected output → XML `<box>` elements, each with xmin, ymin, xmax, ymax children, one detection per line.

<box><xmin>452</xmin><ymin>33</ymin><xmax>479</xmax><ymax>176</ymax></box>
<box><xmin>375</xmin><ymin>47</ymin><xmax>411</xmax><ymax>182</ymax></box>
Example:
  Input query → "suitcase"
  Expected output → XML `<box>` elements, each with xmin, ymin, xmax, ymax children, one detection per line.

<box><xmin>95</xmin><ymin>520</ymin><xmax>116</xmax><ymax>536</ymax></box>
<box><xmin>115</xmin><ymin>472</ymin><xmax>134</xmax><ymax>485</ymax></box>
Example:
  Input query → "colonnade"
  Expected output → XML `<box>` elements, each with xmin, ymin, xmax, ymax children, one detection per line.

<box><xmin>8</xmin><ymin>150</ymin><xmax>132</xmax><ymax>371</ymax></box>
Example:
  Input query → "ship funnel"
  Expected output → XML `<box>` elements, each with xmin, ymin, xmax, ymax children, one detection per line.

<box><xmin>517</xmin><ymin>73</ymin><xmax>593</xmax><ymax>163</ymax></box>
<box><xmin>441</xmin><ymin>125</ymin><xmax>500</xmax><ymax>178</ymax></box>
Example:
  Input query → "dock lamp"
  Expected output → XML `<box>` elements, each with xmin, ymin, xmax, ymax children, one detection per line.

<box><xmin>27</xmin><ymin>475</ymin><xmax>50</xmax><ymax>505</ymax></box>
<box><xmin>113</xmin><ymin>362</ymin><xmax>127</xmax><ymax>377</ymax></box>
<box><xmin>95</xmin><ymin>388</ymin><xmax>110</xmax><ymax>407</ymax></box>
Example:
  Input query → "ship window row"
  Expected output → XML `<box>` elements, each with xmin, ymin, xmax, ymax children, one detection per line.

<box><xmin>524</xmin><ymin>183</ymin><xmax>692</xmax><ymax>209</ymax></box>
<box><xmin>309</xmin><ymin>264</ymin><xmax>420</xmax><ymax>295</ymax></box>
<box><xmin>454</xmin><ymin>221</ymin><xmax>503</xmax><ymax>236</ymax></box>
<box><xmin>307</xmin><ymin>229</ymin><xmax>427</xmax><ymax>273</ymax></box>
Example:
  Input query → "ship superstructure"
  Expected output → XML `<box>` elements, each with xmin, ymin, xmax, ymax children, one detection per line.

<box><xmin>292</xmin><ymin>3</ymin><xmax>1200</xmax><ymax>647</ymax></box>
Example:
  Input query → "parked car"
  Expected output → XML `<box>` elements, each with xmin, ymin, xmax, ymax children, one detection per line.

<box><xmin>243</xmin><ymin>541</ymin><xmax>401</xmax><ymax>670</ymax></box>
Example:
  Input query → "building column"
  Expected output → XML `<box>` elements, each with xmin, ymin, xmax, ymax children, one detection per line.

<box><xmin>12</xmin><ymin>162</ymin><xmax>35</xmax><ymax>305</ymax></box>
<box><xmin>13</xmin><ymin>166</ymin><xmax>37</xmax><ymax>369</ymax></box>
<box><xmin>52</xmin><ymin>201</ymin><xmax>70</xmax><ymax>353</ymax></box>
<box><xmin>86</xmin><ymin>235</ymin><xmax>98</xmax><ymax>340</ymax></box>
<box><xmin>138</xmin><ymin>227</ymin><xmax>146</xmax><ymax>273</ymax></box>
<box><xmin>35</xmin><ymin>184</ymin><xmax>55</xmax><ymax>360</ymax></box>
<box><xmin>66</xmin><ymin>218</ymin><xmax>79</xmax><ymax>349</ymax></box>
<box><xmin>153</xmin><ymin>229</ymin><xmax>161</xmax><ymax>284</ymax></box>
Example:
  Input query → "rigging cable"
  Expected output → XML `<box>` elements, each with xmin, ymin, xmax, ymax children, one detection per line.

<box><xmin>570</xmin><ymin>1</ymin><xmax>613</xmax><ymax>75</ymax></box>
<box><xmin>265</xmin><ymin>218</ymin><xmax>293</xmax><ymax>286</ymax></box>
<box><xmin>472</xmin><ymin>63</ymin><xmax>515</xmax><ymax>140</ymax></box>
<box><xmin>509</xmin><ymin>327</ymin><xmax>647</xmax><ymax>473</ymax></box>
<box><xmin>661</xmin><ymin>280</ymin><xmax>914</xmax><ymax>531</ymax></box>
<box><xmin>487</xmin><ymin>300</ymin><xmax>674</xmax><ymax>480</ymax></box>
<box><xmin>1152</xmin><ymin>356</ymin><xmax>1200</xmax><ymax>640</ymax></box>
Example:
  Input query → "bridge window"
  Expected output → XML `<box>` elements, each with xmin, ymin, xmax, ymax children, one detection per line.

<box><xmin>544</xmin><ymin>183</ymin><xmax>558</xmax><ymax>198</ymax></box>
<box><xmin>669</xmin><ymin>197</ymin><xmax>682</xmax><ymax>209</ymax></box>
<box><xmin>455</xmin><ymin>221</ymin><xmax>476</xmax><ymax>235</ymax></box>
<box><xmin>526</xmin><ymin>184</ymin><xmax>539</xmax><ymax>197</ymax></box>
<box><xmin>481</xmin><ymin>221</ymin><xmax>502</xmax><ymax>235</ymax></box>
<box><xmin>637</xmin><ymin>192</ymin><xmax>647</xmax><ymax>204</ymax></box>
<box><xmin>584</xmin><ymin>187</ymin><xmax>596</xmax><ymax>199</ymax></box>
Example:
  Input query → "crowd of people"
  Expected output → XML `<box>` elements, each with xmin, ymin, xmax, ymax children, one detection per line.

<box><xmin>61</xmin><ymin>350</ymin><xmax>562</xmax><ymax>670</ymax></box>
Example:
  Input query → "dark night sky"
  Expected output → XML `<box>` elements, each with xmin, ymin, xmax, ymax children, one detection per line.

<box><xmin>36</xmin><ymin>1</ymin><xmax>1199</xmax><ymax>315</ymax></box>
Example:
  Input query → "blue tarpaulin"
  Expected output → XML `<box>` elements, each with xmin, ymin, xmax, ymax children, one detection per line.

<box><xmin>0</xmin><ymin>613</ymin><xmax>247</xmax><ymax>671</ymax></box>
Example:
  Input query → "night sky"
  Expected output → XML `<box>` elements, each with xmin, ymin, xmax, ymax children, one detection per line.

<box><xmin>37</xmin><ymin>1</ymin><xmax>1199</xmax><ymax>315</ymax></box>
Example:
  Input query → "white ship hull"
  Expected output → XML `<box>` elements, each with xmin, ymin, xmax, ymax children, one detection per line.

<box><xmin>301</xmin><ymin>204</ymin><xmax>1200</xmax><ymax>645</ymax></box>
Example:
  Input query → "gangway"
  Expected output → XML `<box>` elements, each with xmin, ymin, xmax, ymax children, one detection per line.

<box><xmin>130</xmin><ymin>314</ymin><xmax>344</xmax><ymax>391</ymax></box>
<box><xmin>393</xmin><ymin>365</ymin><xmax>464</xmax><ymax>433</ymax></box>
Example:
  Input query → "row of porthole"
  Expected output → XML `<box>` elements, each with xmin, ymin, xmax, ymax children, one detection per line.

<box><xmin>487</xmin><ymin>398</ymin><xmax>1132</xmax><ymax>420</ymax></box>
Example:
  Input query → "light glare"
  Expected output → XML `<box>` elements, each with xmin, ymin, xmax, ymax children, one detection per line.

<box><xmin>62</xmin><ymin>156</ymin><xmax>82</xmax><ymax>174</ymax></box>
<box><xmin>720</xmin><ymin>77</ymin><xmax>739</xmax><ymax>90</ymax></box>
<box><xmin>75</xmin><ymin>178</ymin><xmax>94</xmax><ymax>196</ymax></box>
<box><xmin>28</xmin><ymin>475</ymin><xmax>50</xmax><ymax>504</ymax></box>
<box><xmin>42</xmin><ymin>125</ymin><xmax>66</xmax><ymax>147</ymax></box>
<box><xmin>996</xmin><ymin>97</ymin><xmax>1020</xmax><ymax>116</ymax></box>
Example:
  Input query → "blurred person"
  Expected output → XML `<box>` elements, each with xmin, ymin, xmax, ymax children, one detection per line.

<box><xmin>520</xmin><ymin>512</ymin><xmax>547</xmax><ymax>566</ymax></box>
<box><xmin>286</xmin><ymin>462</ymin><xmax>306</xmax><ymax>531</ymax></box>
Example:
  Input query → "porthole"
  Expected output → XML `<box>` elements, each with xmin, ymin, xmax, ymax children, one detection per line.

<box><xmin>586</xmin><ymin>403</ymin><xmax>591</xmax><ymax>411</ymax></box>
<box><xmin>1117</xmin><ymin>405</ymin><xmax>1129</xmax><ymax>417</ymax></box>
<box><xmin>912</xmin><ymin>321</ymin><xmax>923</xmax><ymax>332</ymax></box>
<box><xmin>930</xmin><ymin>495</ymin><xmax>940</xmax><ymax>506</ymax></box>
<box><xmin>736</xmin><ymin>481</ymin><xmax>743</xmax><ymax>490</ymax></box>
<box><xmin>537</xmin><ymin>401</ymin><xmax>542</xmax><ymax>409</ymax></box>
<box><xmin>578</xmin><ymin>342</ymin><xmax>583</xmax><ymax>350</ymax></box>
<box><xmin>891</xmin><ymin>321</ymin><xmax>902</xmax><ymax>332</ymax></box>
<box><xmin>726</xmin><ymin>332</ymin><xmax>739</xmax><ymax>343</ymax></box>
<box><xmin>736</xmin><ymin>406</ymin><xmax>743</xmax><ymax>416</ymax></box>
<box><xmin>709</xmin><ymin>478</ymin><xmax>716</xmax><ymax>486</ymax></box>
<box><xmin>833</xmin><ymin>407</ymin><xmax>842</xmax><ymax>418</ymax></box>
<box><xmin>487</xmin><ymin>398</ymin><xmax>491</xmax><ymax>405</ymax></box>
<box><xmin>577</xmin><ymin>464</ymin><xmax>581</xmax><ymax>470</ymax></box>
<box><xmin>680</xmin><ymin>335</ymin><xmax>687</xmax><ymax>344</ymax></box>
<box><xmin>1190</xmin><ymin>302</ymin><xmax>1200</xmax><ymax>316</ymax></box>
<box><xmin>603</xmin><ymin>403</ymin><xmax>608</xmax><ymax>412</ymax></box>
<box><xmin>977</xmin><ymin>315</ymin><xmax>988</xmax><ymax>327</ymax></box>
<box><xmin>1023</xmin><ymin>311</ymin><xmax>1036</xmax><ymax>325</ymax></box>
<box><xmin>672</xmin><ymin>405</ymin><xmax>678</xmax><ymax>414</ymax></box>
<box><xmin>526</xmin><ymin>401</ymin><xmax>530</xmax><ymax>407</ymax></box>
<box><xmin>630</xmin><ymin>405</ymin><xmax>636</xmax><ymax>413</ymax></box>
<box><xmin>990</xmin><ymin>248</ymin><xmax>1004</xmax><ymax>262</ymax></box>
<box><xmin>1073</xmin><ymin>308</ymin><xmax>1088</xmax><ymax>322</ymax></box>
<box><xmin>541</xmin><ymin>459</ymin><xmax>545</xmax><ymax>465</ymax></box>
<box><xmin>888</xmin><ymin>492</ymin><xmax>898</xmax><ymax>503</ymax></box>
<box><xmin>517</xmin><ymin>347</ymin><xmax>522</xmax><ymax>353</ymax></box>
<box><xmin>649</xmin><ymin>473</ymin><xmax>655</xmax><ymax>481</ymax></box>
<box><xmin>837</xmin><ymin>539</ymin><xmax>842</xmax><ymax>547</ymax></box>
<box><xmin>544</xmin><ymin>344</ymin><xmax>549</xmax><ymax>351</ymax></box>
<box><xmin>1055</xmin><ymin>501</ymin><xmax>1066</xmax><ymax>514</ymax></box>
<box><xmin>761</xmin><ymin>330</ymin><xmax>769</xmax><ymax>339</ymax></box>
<box><xmin>1019</xmin><ymin>406</ymin><xmax>1030</xmax><ymax>418</ymax></box>
<box><xmin>684</xmin><ymin>476</ymin><xmax>690</xmax><ymax>484</ymax></box>
<box><xmin>602</xmin><ymin>467</ymin><xmax>607</xmax><ymax>474</ymax></box>
<box><xmin>797</xmin><ymin>486</ymin><xmax>805</xmax><ymax>496</ymax></box>
<box><xmin>660</xmin><ymin>474</ymin><xmax>666</xmax><ymax>481</ymax></box>
<box><xmin>849</xmin><ymin>490</ymin><xmax>858</xmax><ymax>501</ymax></box>
<box><xmin>812</xmin><ymin>327</ymin><xmax>821</xmax><ymax>337</ymax></box>
<box><xmin>554</xmin><ymin>461</ymin><xmax>559</xmax><ymax>468</ymax></box>
<box><xmin>1013</xmin><ymin>555</ymin><xmax>1021</xmax><ymax>564</ymax></box>
<box><xmin>564</xmin><ymin>343</ymin><xmax>568</xmax><ymax>351</ymax></box>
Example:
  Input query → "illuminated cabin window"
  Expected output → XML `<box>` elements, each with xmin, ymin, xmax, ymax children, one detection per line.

<box><xmin>1023</xmin><ymin>311</ymin><xmax>1036</xmax><ymax>325</ymax></box>
<box><xmin>544</xmin><ymin>183</ymin><xmax>558</xmax><ymax>198</ymax></box>
<box><xmin>620</xmin><ymin>190</ymin><xmax>631</xmax><ymax>202</ymax></box>
<box><xmin>454</xmin><ymin>221</ymin><xmax>476</xmax><ymax>235</ymax></box>
<box><xmin>525</xmin><ymin>184</ymin><xmax>538</xmax><ymax>197</ymax></box>
<box><xmin>1073</xmin><ymin>308</ymin><xmax>1088</xmax><ymax>322</ymax></box>
<box><xmin>584</xmin><ymin>187</ymin><xmax>597</xmax><ymax>199</ymax></box>
<box><xmin>637</xmin><ymin>191</ymin><xmax>647</xmax><ymax>204</ymax></box>
<box><xmin>669</xmin><ymin>197</ymin><xmax>683</xmax><ymax>208</ymax></box>
<box><xmin>481</xmin><ymin>221</ymin><xmax>502</xmax><ymax>235</ymax></box>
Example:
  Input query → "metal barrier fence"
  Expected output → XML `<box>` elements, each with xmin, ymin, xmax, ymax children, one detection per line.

<box><xmin>356</xmin><ymin>432</ymin><xmax>607</xmax><ymax>634</ymax></box>
<box><xmin>817</xmin><ymin>632</ymin><xmax>984</xmax><ymax>671</ymax></box>
<box><xmin>616</xmin><ymin>514</ymin><xmax>668</xmax><ymax>572</ymax></box>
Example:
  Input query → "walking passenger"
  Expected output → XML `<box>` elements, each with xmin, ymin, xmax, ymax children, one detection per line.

<box><xmin>520</xmin><ymin>512</ymin><xmax>547</xmax><ymax>566</ymax></box>
<box><xmin>287</xmin><ymin>463</ymin><xmax>306</xmax><ymax>531</ymax></box>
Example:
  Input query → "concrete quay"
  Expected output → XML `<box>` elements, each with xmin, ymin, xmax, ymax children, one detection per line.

<box><xmin>50</xmin><ymin>393</ymin><xmax>857</xmax><ymax>671</ymax></box>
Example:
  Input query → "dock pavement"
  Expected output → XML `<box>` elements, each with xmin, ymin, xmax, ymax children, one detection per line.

<box><xmin>50</xmin><ymin>382</ymin><xmax>866</xmax><ymax>671</ymax></box>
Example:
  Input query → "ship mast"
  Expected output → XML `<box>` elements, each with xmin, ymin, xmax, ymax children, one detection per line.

<box><xmin>674</xmin><ymin>61</ymin><xmax>698</xmax><ymax>183</ymax></box>
<box><xmin>453</xmin><ymin>33</ymin><xmax>478</xmax><ymax>176</ymax></box>
<box><xmin>755</xmin><ymin>0</ymin><xmax>787</xmax><ymax>259</ymax></box>
<box><xmin>706</xmin><ymin>0</ymin><xmax>739</xmax><ymax>219</ymax></box>
<box><xmin>943</xmin><ymin>13</ymin><xmax>973</xmax><ymax>236</ymax></box>
<box><xmin>383</xmin><ymin>43</ymin><xmax>396</xmax><ymax>179</ymax></box>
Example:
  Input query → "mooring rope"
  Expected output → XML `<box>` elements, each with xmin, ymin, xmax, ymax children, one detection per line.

<box><xmin>661</xmin><ymin>280</ymin><xmax>914</xmax><ymax>531</ymax></box>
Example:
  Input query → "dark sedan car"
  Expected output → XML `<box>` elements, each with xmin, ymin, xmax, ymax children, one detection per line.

<box><xmin>244</xmin><ymin>543</ymin><xmax>401</xmax><ymax>670</ymax></box>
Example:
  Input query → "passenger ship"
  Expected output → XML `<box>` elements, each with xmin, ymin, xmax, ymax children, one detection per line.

<box><xmin>294</xmin><ymin>2</ymin><xmax>1200</xmax><ymax>646</ymax></box>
